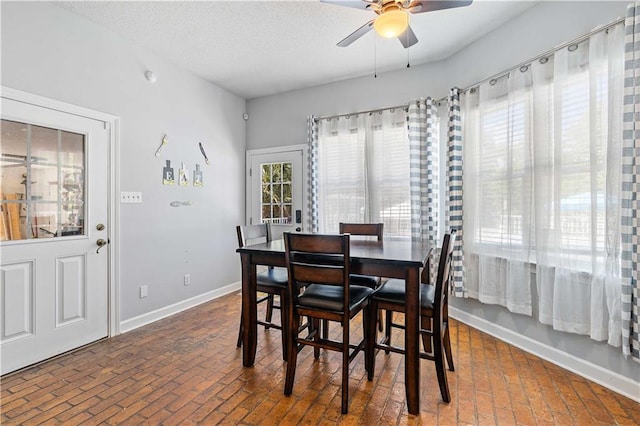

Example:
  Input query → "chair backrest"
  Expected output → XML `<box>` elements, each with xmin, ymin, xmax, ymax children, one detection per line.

<box><xmin>236</xmin><ymin>223</ymin><xmax>272</xmax><ymax>248</ymax></box>
<box><xmin>420</xmin><ymin>253</ymin><xmax>433</xmax><ymax>286</ymax></box>
<box><xmin>284</xmin><ymin>232</ymin><xmax>350</xmax><ymax>309</ymax></box>
<box><xmin>339</xmin><ymin>223</ymin><xmax>383</xmax><ymax>241</ymax></box>
<box><xmin>433</xmin><ymin>231</ymin><xmax>457</xmax><ymax>314</ymax></box>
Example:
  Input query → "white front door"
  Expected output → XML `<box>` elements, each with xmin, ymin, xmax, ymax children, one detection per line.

<box><xmin>248</xmin><ymin>147</ymin><xmax>305</xmax><ymax>239</ymax></box>
<box><xmin>1</xmin><ymin>96</ymin><xmax>109</xmax><ymax>374</ymax></box>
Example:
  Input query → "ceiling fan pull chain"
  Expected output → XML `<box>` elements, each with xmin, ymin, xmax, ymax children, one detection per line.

<box><xmin>374</xmin><ymin>33</ymin><xmax>378</xmax><ymax>78</ymax></box>
<box><xmin>407</xmin><ymin>32</ymin><xmax>411</xmax><ymax>68</ymax></box>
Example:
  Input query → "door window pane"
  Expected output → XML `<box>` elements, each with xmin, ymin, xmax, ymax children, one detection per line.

<box><xmin>1</xmin><ymin>119</ymin><xmax>85</xmax><ymax>240</ymax></box>
<box><xmin>283</xmin><ymin>183</ymin><xmax>291</xmax><ymax>203</ymax></box>
<box><xmin>260</xmin><ymin>161</ymin><xmax>293</xmax><ymax>224</ymax></box>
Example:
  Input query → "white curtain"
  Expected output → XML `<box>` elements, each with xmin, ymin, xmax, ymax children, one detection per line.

<box><xmin>462</xmin><ymin>75</ymin><xmax>534</xmax><ymax>316</ymax></box>
<box><xmin>317</xmin><ymin>109</ymin><xmax>410</xmax><ymax>237</ymax></box>
<box><xmin>533</xmin><ymin>27</ymin><xmax>625</xmax><ymax>342</ymax></box>
<box><xmin>461</xmin><ymin>24</ymin><xmax>625</xmax><ymax>345</ymax></box>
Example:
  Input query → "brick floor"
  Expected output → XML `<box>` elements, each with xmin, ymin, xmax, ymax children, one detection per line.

<box><xmin>1</xmin><ymin>292</ymin><xmax>638</xmax><ymax>425</ymax></box>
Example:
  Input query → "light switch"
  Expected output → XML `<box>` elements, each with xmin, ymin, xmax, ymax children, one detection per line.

<box><xmin>121</xmin><ymin>192</ymin><xmax>142</xmax><ymax>203</ymax></box>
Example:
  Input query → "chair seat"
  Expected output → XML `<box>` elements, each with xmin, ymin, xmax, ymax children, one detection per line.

<box><xmin>372</xmin><ymin>278</ymin><xmax>436</xmax><ymax>311</ymax></box>
<box><xmin>349</xmin><ymin>274</ymin><xmax>381</xmax><ymax>288</ymax></box>
<box><xmin>299</xmin><ymin>284</ymin><xmax>373</xmax><ymax>312</ymax></box>
<box><xmin>257</xmin><ymin>267</ymin><xmax>288</xmax><ymax>288</ymax></box>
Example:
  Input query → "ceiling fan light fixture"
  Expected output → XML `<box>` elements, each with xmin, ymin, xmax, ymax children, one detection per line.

<box><xmin>373</xmin><ymin>10</ymin><xmax>410</xmax><ymax>38</ymax></box>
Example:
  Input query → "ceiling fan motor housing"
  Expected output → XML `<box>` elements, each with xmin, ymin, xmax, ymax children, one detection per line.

<box><xmin>328</xmin><ymin>0</ymin><xmax>473</xmax><ymax>48</ymax></box>
<box><xmin>373</xmin><ymin>8</ymin><xmax>410</xmax><ymax>38</ymax></box>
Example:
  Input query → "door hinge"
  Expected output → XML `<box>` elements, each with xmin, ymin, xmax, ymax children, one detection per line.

<box><xmin>249</xmin><ymin>168</ymin><xmax>252</xmax><ymax>177</ymax></box>
<box><xmin>249</xmin><ymin>217</ymin><xmax>253</xmax><ymax>225</ymax></box>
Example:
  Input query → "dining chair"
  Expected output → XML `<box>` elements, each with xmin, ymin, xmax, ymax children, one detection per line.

<box><xmin>339</xmin><ymin>222</ymin><xmax>384</xmax><ymax>286</ymax></box>
<box><xmin>367</xmin><ymin>231</ymin><xmax>456</xmax><ymax>403</ymax></box>
<box><xmin>236</xmin><ymin>224</ymin><xmax>288</xmax><ymax>360</ymax></box>
<box><xmin>283</xmin><ymin>232</ymin><xmax>373</xmax><ymax>414</ymax></box>
<box><xmin>339</xmin><ymin>222</ymin><xmax>384</xmax><ymax>332</ymax></box>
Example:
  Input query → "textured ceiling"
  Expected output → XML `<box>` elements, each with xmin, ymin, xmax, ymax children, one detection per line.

<box><xmin>55</xmin><ymin>0</ymin><xmax>537</xmax><ymax>100</ymax></box>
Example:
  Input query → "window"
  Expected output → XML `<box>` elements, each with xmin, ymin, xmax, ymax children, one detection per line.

<box><xmin>472</xmin><ymin>95</ymin><xmax>529</xmax><ymax>248</ymax></box>
<box><xmin>260</xmin><ymin>161</ymin><xmax>292</xmax><ymax>224</ymax></box>
<box><xmin>317</xmin><ymin>109</ymin><xmax>410</xmax><ymax>238</ymax></box>
<box><xmin>460</xmin><ymin>27</ymin><xmax>625</xmax><ymax>338</ymax></box>
<box><xmin>1</xmin><ymin>119</ymin><xmax>85</xmax><ymax>240</ymax></box>
<box><xmin>549</xmin><ymin>71</ymin><xmax>608</xmax><ymax>256</ymax></box>
<box><xmin>465</xmin><ymin>65</ymin><xmax>612</xmax><ymax>263</ymax></box>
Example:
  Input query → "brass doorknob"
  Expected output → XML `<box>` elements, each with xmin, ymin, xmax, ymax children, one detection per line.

<box><xmin>96</xmin><ymin>238</ymin><xmax>108</xmax><ymax>253</ymax></box>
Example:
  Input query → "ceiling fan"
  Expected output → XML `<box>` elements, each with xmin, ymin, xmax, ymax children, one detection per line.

<box><xmin>322</xmin><ymin>0</ymin><xmax>473</xmax><ymax>48</ymax></box>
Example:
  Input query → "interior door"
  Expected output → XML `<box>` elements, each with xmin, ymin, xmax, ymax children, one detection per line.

<box><xmin>249</xmin><ymin>149</ymin><xmax>304</xmax><ymax>239</ymax></box>
<box><xmin>0</xmin><ymin>97</ymin><xmax>109</xmax><ymax>375</ymax></box>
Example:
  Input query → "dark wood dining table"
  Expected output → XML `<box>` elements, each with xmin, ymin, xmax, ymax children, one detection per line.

<box><xmin>236</xmin><ymin>237</ymin><xmax>433</xmax><ymax>415</ymax></box>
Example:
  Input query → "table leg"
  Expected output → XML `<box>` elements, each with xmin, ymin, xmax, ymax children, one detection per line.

<box><xmin>241</xmin><ymin>253</ymin><xmax>257</xmax><ymax>367</ymax></box>
<box><xmin>405</xmin><ymin>266</ymin><xmax>420</xmax><ymax>415</ymax></box>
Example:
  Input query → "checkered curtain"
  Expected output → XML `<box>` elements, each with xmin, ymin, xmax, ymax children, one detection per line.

<box><xmin>408</xmin><ymin>98</ymin><xmax>438</xmax><ymax>244</ymax></box>
<box><xmin>447</xmin><ymin>88</ymin><xmax>465</xmax><ymax>297</ymax></box>
<box><xmin>622</xmin><ymin>3</ymin><xmax>640</xmax><ymax>361</ymax></box>
<box><xmin>307</xmin><ymin>115</ymin><xmax>319</xmax><ymax>233</ymax></box>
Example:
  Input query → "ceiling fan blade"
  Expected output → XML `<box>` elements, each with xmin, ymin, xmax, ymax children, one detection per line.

<box><xmin>397</xmin><ymin>25</ymin><xmax>418</xmax><ymax>48</ymax></box>
<box><xmin>337</xmin><ymin>20</ymin><xmax>375</xmax><ymax>47</ymax></box>
<box><xmin>407</xmin><ymin>0</ymin><xmax>473</xmax><ymax>14</ymax></box>
<box><xmin>320</xmin><ymin>0</ymin><xmax>378</xmax><ymax>11</ymax></box>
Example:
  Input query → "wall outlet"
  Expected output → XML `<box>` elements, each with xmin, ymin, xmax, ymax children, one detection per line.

<box><xmin>121</xmin><ymin>191</ymin><xmax>142</xmax><ymax>203</ymax></box>
<box><xmin>184</xmin><ymin>274</ymin><xmax>190</xmax><ymax>286</ymax></box>
<box><xmin>140</xmin><ymin>285</ymin><xmax>148</xmax><ymax>298</ymax></box>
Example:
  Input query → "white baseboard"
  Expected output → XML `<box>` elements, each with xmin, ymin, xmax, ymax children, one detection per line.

<box><xmin>119</xmin><ymin>281</ymin><xmax>241</xmax><ymax>334</ymax></box>
<box><xmin>450</xmin><ymin>306</ymin><xmax>640</xmax><ymax>403</ymax></box>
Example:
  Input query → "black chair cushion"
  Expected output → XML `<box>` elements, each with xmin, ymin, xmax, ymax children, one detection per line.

<box><xmin>372</xmin><ymin>278</ymin><xmax>435</xmax><ymax>309</ymax></box>
<box><xmin>257</xmin><ymin>267</ymin><xmax>288</xmax><ymax>288</ymax></box>
<box><xmin>421</xmin><ymin>284</ymin><xmax>435</xmax><ymax>310</ymax></box>
<box><xmin>298</xmin><ymin>284</ymin><xmax>373</xmax><ymax>312</ymax></box>
<box><xmin>349</xmin><ymin>274</ymin><xmax>381</xmax><ymax>288</ymax></box>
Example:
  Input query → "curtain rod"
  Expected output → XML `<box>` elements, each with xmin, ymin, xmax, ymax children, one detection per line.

<box><xmin>315</xmin><ymin>103</ymin><xmax>409</xmax><ymax>121</ymax></box>
<box><xmin>434</xmin><ymin>16</ymin><xmax>625</xmax><ymax>103</ymax></box>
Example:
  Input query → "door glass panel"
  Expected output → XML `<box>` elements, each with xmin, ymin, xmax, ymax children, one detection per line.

<box><xmin>283</xmin><ymin>163</ymin><xmax>291</xmax><ymax>182</ymax></box>
<box><xmin>30</xmin><ymin>125</ymin><xmax>58</xmax><ymax>201</ymax></box>
<box><xmin>262</xmin><ymin>205</ymin><xmax>271</xmax><ymax>221</ymax></box>
<box><xmin>272</xmin><ymin>183</ymin><xmax>282</xmax><ymax>204</ymax></box>
<box><xmin>282</xmin><ymin>204</ymin><xmax>291</xmax><ymax>220</ymax></box>
<box><xmin>283</xmin><ymin>183</ymin><xmax>291</xmax><ymax>203</ymax></box>
<box><xmin>272</xmin><ymin>163</ymin><xmax>282</xmax><ymax>182</ymax></box>
<box><xmin>1</xmin><ymin>119</ymin><xmax>85</xmax><ymax>240</ymax></box>
<box><xmin>260</xmin><ymin>161</ymin><xmax>292</xmax><ymax>225</ymax></box>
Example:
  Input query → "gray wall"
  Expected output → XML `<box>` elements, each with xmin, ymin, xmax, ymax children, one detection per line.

<box><xmin>1</xmin><ymin>2</ymin><xmax>246</xmax><ymax>321</ymax></box>
<box><xmin>246</xmin><ymin>1</ymin><xmax>637</xmax><ymax>380</ymax></box>
<box><xmin>247</xmin><ymin>1</ymin><xmax>628</xmax><ymax>149</ymax></box>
